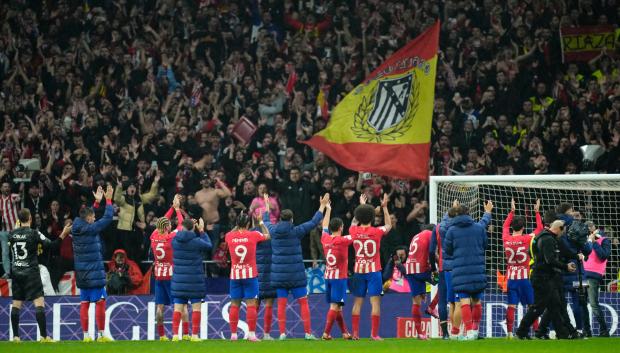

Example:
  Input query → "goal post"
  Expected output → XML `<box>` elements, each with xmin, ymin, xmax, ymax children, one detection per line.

<box><xmin>428</xmin><ymin>174</ymin><xmax>620</xmax><ymax>338</ymax></box>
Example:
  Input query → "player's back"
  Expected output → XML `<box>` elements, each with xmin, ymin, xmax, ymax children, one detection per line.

<box><xmin>150</xmin><ymin>230</ymin><xmax>176</xmax><ymax>280</ymax></box>
<box><xmin>504</xmin><ymin>234</ymin><xmax>533</xmax><ymax>280</ymax></box>
<box><xmin>321</xmin><ymin>232</ymin><xmax>352</xmax><ymax>279</ymax></box>
<box><xmin>8</xmin><ymin>227</ymin><xmax>45</xmax><ymax>275</ymax></box>
<box><xmin>349</xmin><ymin>225</ymin><xmax>386</xmax><ymax>273</ymax></box>
<box><xmin>405</xmin><ymin>229</ymin><xmax>432</xmax><ymax>274</ymax></box>
<box><xmin>225</xmin><ymin>229</ymin><xmax>265</xmax><ymax>279</ymax></box>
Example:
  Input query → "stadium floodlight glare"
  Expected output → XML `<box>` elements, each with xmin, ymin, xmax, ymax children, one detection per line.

<box><xmin>429</xmin><ymin>174</ymin><xmax>620</xmax><ymax>338</ymax></box>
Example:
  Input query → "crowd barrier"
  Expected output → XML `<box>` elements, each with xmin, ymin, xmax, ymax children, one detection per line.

<box><xmin>1</xmin><ymin>292</ymin><xmax>619</xmax><ymax>341</ymax></box>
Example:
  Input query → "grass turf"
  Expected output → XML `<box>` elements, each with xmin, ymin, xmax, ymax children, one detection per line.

<box><xmin>1</xmin><ymin>338</ymin><xmax>618</xmax><ymax>353</ymax></box>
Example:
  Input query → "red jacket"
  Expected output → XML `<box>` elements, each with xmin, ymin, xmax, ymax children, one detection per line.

<box><xmin>107</xmin><ymin>249</ymin><xmax>144</xmax><ymax>294</ymax></box>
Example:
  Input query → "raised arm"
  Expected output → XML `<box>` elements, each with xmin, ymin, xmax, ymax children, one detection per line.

<box><xmin>381</xmin><ymin>193</ymin><xmax>392</xmax><ymax>233</ymax></box>
<box><xmin>322</xmin><ymin>201</ymin><xmax>332</xmax><ymax>230</ymax></box>
<box><xmin>88</xmin><ymin>185</ymin><xmax>115</xmax><ymax>234</ymax></box>
<box><xmin>533</xmin><ymin>199</ymin><xmax>543</xmax><ymax>234</ymax></box>
<box><xmin>503</xmin><ymin>198</ymin><xmax>516</xmax><ymax>240</ymax></box>
<box><xmin>479</xmin><ymin>200</ymin><xmax>493</xmax><ymax>228</ymax></box>
<box><xmin>193</xmin><ymin>218</ymin><xmax>213</xmax><ymax>250</ymax></box>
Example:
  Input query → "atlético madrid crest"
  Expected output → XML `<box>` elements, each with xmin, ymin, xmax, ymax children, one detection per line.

<box><xmin>351</xmin><ymin>72</ymin><xmax>419</xmax><ymax>142</ymax></box>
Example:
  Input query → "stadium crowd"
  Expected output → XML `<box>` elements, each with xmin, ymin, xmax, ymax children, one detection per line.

<box><xmin>0</xmin><ymin>0</ymin><xmax>619</xmax><ymax>294</ymax></box>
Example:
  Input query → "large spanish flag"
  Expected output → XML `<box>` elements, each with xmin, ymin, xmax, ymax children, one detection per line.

<box><xmin>304</xmin><ymin>21</ymin><xmax>439</xmax><ymax>180</ymax></box>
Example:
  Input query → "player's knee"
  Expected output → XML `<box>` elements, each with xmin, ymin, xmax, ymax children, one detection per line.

<box><xmin>35</xmin><ymin>306</ymin><xmax>45</xmax><ymax>313</ymax></box>
<box><xmin>156</xmin><ymin>310</ymin><xmax>164</xmax><ymax>322</ymax></box>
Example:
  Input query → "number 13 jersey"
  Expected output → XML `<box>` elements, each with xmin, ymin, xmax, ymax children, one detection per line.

<box><xmin>349</xmin><ymin>225</ymin><xmax>387</xmax><ymax>274</ymax></box>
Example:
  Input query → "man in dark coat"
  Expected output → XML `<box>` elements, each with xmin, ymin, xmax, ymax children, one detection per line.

<box><xmin>264</xmin><ymin>193</ymin><xmax>329</xmax><ymax>340</ymax></box>
<box><xmin>278</xmin><ymin>167</ymin><xmax>319</xmax><ymax>225</ymax></box>
<box><xmin>255</xmin><ymin>215</ymin><xmax>276</xmax><ymax>340</ymax></box>
<box><xmin>445</xmin><ymin>200</ymin><xmax>493</xmax><ymax>340</ymax></box>
<box><xmin>171</xmin><ymin>218</ymin><xmax>212</xmax><ymax>341</ymax></box>
<box><xmin>72</xmin><ymin>185</ymin><xmax>114</xmax><ymax>342</ymax></box>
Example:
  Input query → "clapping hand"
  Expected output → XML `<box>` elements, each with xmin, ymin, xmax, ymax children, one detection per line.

<box><xmin>105</xmin><ymin>184</ymin><xmax>114</xmax><ymax>201</ymax></box>
<box><xmin>484</xmin><ymin>200</ymin><xmax>494</xmax><ymax>213</ymax></box>
<box><xmin>360</xmin><ymin>194</ymin><xmax>368</xmax><ymax>205</ymax></box>
<box><xmin>263</xmin><ymin>193</ymin><xmax>270</xmax><ymax>212</ymax></box>
<box><xmin>93</xmin><ymin>186</ymin><xmax>104</xmax><ymax>203</ymax></box>
<box><xmin>533</xmin><ymin>199</ymin><xmax>541</xmax><ymax>213</ymax></box>
<box><xmin>381</xmin><ymin>193</ymin><xmax>389</xmax><ymax>208</ymax></box>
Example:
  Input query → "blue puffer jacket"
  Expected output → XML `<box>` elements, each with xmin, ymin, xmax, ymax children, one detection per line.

<box><xmin>72</xmin><ymin>204</ymin><xmax>114</xmax><ymax>289</ymax></box>
<box><xmin>171</xmin><ymin>229</ymin><xmax>212</xmax><ymax>299</ymax></box>
<box><xmin>265</xmin><ymin>210</ymin><xmax>323</xmax><ymax>289</ymax></box>
<box><xmin>558</xmin><ymin>235</ymin><xmax>592</xmax><ymax>290</ymax></box>
<box><xmin>445</xmin><ymin>213</ymin><xmax>491</xmax><ymax>294</ymax></box>
<box><xmin>256</xmin><ymin>234</ymin><xmax>275</xmax><ymax>298</ymax></box>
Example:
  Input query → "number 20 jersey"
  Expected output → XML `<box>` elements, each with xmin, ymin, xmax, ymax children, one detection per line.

<box><xmin>349</xmin><ymin>225</ymin><xmax>387</xmax><ymax>274</ymax></box>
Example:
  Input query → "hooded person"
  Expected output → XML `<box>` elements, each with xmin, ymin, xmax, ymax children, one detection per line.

<box><xmin>106</xmin><ymin>249</ymin><xmax>143</xmax><ymax>295</ymax></box>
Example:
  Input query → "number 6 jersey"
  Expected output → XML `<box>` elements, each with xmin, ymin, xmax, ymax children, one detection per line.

<box><xmin>321</xmin><ymin>229</ymin><xmax>353</xmax><ymax>279</ymax></box>
<box><xmin>225</xmin><ymin>229</ymin><xmax>267</xmax><ymax>279</ymax></box>
<box><xmin>349</xmin><ymin>225</ymin><xmax>387</xmax><ymax>273</ymax></box>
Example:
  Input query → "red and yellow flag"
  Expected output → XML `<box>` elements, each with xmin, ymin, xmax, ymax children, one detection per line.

<box><xmin>304</xmin><ymin>21</ymin><xmax>439</xmax><ymax>180</ymax></box>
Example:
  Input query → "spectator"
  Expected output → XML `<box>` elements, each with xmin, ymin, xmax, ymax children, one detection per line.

<box><xmin>0</xmin><ymin>181</ymin><xmax>20</xmax><ymax>277</ymax></box>
<box><xmin>114</xmin><ymin>175</ymin><xmax>160</xmax><ymax>262</ymax></box>
<box><xmin>106</xmin><ymin>249</ymin><xmax>143</xmax><ymax>295</ymax></box>
<box><xmin>194</xmin><ymin>175</ymin><xmax>233</xmax><ymax>253</ymax></box>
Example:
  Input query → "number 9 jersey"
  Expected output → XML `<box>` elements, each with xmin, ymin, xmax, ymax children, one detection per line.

<box><xmin>225</xmin><ymin>230</ymin><xmax>267</xmax><ymax>279</ymax></box>
<box><xmin>349</xmin><ymin>225</ymin><xmax>387</xmax><ymax>274</ymax></box>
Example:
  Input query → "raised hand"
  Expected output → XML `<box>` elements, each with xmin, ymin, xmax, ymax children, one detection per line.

<box><xmin>511</xmin><ymin>198</ymin><xmax>516</xmax><ymax>212</ymax></box>
<box><xmin>484</xmin><ymin>200</ymin><xmax>494</xmax><ymax>213</ymax></box>
<box><xmin>105</xmin><ymin>184</ymin><xmax>114</xmax><ymax>201</ymax></box>
<box><xmin>172</xmin><ymin>195</ymin><xmax>181</xmax><ymax>210</ymax></box>
<box><xmin>93</xmin><ymin>186</ymin><xmax>104</xmax><ymax>203</ymax></box>
<box><xmin>360</xmin><ymin>194</ymin><xmax>368</xmax><ymax>205</ymax></box>
<box><xmin>263</xmin><ymin>193</ymin><xmax>270</xmax><ymax>212</ymax></box>
<box><xmin>320</xmin><ymin>193</ymin><xmax>330</xmax><ymax>206</ymax></box>
<box><xmin>197</xmin><ymin>218</ymin><xmax>205</xmax><ymax>232</ymax></box>
<box><xmin>381</xmin><ymin>193</ymin><xmax>389</xmax><ymax>208</ymax></box>
<box><xmin>452</xmin><ymin>199</ymin><xmax>460</xmax><ymax>208</ymax></box>
<box><xmin>534</xmin><ymin>199</ymin><xmax>541</xmax><ymax>213</ymax></box>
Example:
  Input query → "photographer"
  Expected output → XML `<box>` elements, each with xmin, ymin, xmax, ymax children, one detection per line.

<box><xmin>382</xmin><ymin>246</ymin><xmax>408</xmax><ymax>292</ymax></box>
<box><xmin>106</xmin><ymin>249</ymin><xmax>143</xmax><ymax>295</ymax></box>
<box><xmin>584</xmin><ymin>222</ymin><xmax>611</xmax><ymax>337</ymax></box>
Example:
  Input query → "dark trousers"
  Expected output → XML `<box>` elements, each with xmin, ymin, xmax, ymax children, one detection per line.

<box><xmin>517</xmin><ymin>273</ymin><xmax>570</xmax><ymax>338</ymax></box>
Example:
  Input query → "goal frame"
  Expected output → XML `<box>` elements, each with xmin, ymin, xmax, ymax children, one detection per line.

<box><xmin>428</xmin><ymin>173</ymin><xmax>620</xmax><ymax>338</ymax></box>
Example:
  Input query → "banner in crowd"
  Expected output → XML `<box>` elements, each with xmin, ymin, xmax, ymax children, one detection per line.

<box><xmin>560</xmin><ymin>25</ymin><xmax>618</xmax><ymax>62</ymax></box>
<box><xmin>1</xmin><ymin>292</ymin><xmax>618</xmax><ymax>341</ymax></box>
<box><xmin>304</xmin><ymin>21</ymin><xmax>439</xmax><ymax>181</ymax></box>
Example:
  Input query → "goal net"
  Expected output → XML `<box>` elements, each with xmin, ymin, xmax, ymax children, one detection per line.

<box><xmin>429</xmin><ymin>174</ymin><xmax>620</xmax><ymax>338</ymax></box>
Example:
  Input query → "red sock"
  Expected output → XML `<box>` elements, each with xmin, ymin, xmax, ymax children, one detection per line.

<box><xmin>412</xmin><ymin>304</ymin><xmax>422</xmax><ymax>335</ymax></box>
<box><xmin>277</xmin><ymin>298</ymin><xmax>287</xmax><ymax>335</ymax></box>
<box><xmin>461</xmin><ymin>304</ymin><xmax>473</xmax><ymax>331</ymax></box>
<box><xmin>80</xmin><ymin>302</ymin><xmax>89</xmax><ymax>333</ymax></box>
<box><xmin>451</xmin><ymin>325</ymin><xmax>460</xmax><ymax>335</ymax></box>
<box><xmin>371</xmin><ymin>315</ymin><xmax>380</xmax><ymax>337</ymax></box>
<box><xmin>298</xmin><ymin>297</ymin><xmax>311</xmax><ymax>334</ymax></box>
<box><xmin>506</xmin><ymin>306</ymin><xmax>516</xmax><ymax>334</ymax></box>
<box><xmin>157</xmin><ymin>323</ymin><xmax>165</xmax><ymax>337</ymax></box>
<box><xmin>429</xmin><ymin>293</ymin><xmax>439</xmax><ymax>310</ymax></box>
<box><xmin>263</xmin><ymin>305</ymin><xmax>273</xmax><ymax>334</ymax></box>
<box><xmin>336</xmin><ymin>311</ymin><xmax>348</xmax><ymax>334</ymax></box>
<box><xmin>182</xmin><ymin>321</ymin><xmax>189</xmax><ymax>335</ymax></box>
<box><xmin>352</xmin><ymin>314</ymin><xmax>360</xmax><ymax>337</ymax></box>
<box><xmin>172</xmin><ymin>311</ymin><xmax>182</xmax><ymax>337</ymax></box>
<box><xmin>95</xmin><ymin>300</ymin><xmax>106</xmax><ymax>332</ymax></box>
<box><xmin>229</xmin><ymin>305</ymin><xmax>239</xmax><ymax>334</ymax></box>
<box><xmin>191</xmin><ymin>311</ymin><xmax>200</xmax><ymax>335</ymax></box>
<box><xmin>472</xmin><ymin>303</ymin><xmax>482</xmax><ymax>331</ymax></box>
<box><xmin>247</xmin><ymin>305</ymin><xmax>257</xmax><ymax>333</ymax></box>
<box><xmin>532</xmin><ymin>318</ymin><xmax>539</xmax><ymax>331</ymax></box>
<box><xmin>324</xmin><ymin>309</ymin><xmax>337</xmax><ymax>335</ymax></box>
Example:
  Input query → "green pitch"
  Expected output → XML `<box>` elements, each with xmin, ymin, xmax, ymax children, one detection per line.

<box><xmin>1</xmin><ymin>338</ymin><xmax>619</xmax><ymax>353</ymax></box>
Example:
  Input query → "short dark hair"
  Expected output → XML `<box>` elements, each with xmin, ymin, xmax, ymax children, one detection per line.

<box><xmin>354</xmin><ymin>204</ymin><xmax>375</xmax><ymax>225</ymax></box>
<box><xmin>182</xmin><ymin>219</ymin><xmax>195</xmax><ymax>231</ymax></box>
<box><xmin>17</xmin><ymin>209</ymin><xmax>31</xmax><ymax>224</ymax></box>
<box><xmin>79</xmin><ymin>207</ymin><xmax>94</xmax><ymax>220</ymax></box>
<box><xmin>423</xmin><ymin>224</ymin><xmax>435</xmax><ymax>231</ymax></box>
<box><xmin>237</xmin><ymin>212</ymin><xmax>251</xmax><ymax>228</ymax></box>
<box><xmin>454</xmin><ymin>205</ymin><xmax>469</xmax><ymax>216</ymax></box>
<box><xmin>329</xmin><ymin>217</ymin><xmax>344</xmax><ymax>232</ymax></box>
<box><xmin>556</xmin><ymin>202</ymin><xmax>573</xmax><ymax>214</ymax></box>
<box><xmin>280</xmin><ymin>209</ymin><xmax>294</xmax><ymax>221</ymax></box>
<box><xmin>447</xmin><ymin>207</ymin><xmax>458</xmax><ymax>218</ymax></box>
<box><xmin>511</xmin><ymin>216</ymin><xmax>525</xmax><ymax>232</ymax></box>
<box><xmin>543</xmin><ymin>210</ymin><xmax>557</xmax><ymax>226</ymax></box>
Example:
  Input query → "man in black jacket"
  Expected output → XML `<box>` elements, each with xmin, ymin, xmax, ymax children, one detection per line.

<box><xmin>516</xmin><ymin>220</ymin><xmax>577</xmax><ymax>339</ymax></box>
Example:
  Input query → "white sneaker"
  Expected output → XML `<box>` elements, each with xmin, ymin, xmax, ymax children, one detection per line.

<box><xmin>263</xmin><ymin>333</ymin><xmax>274</xmax><ymax>340</ymax></box>
<box><xmin>279</xmin><ymin>333</ymin><xmax>287</xmax><ymax>340</ymax></box>
<box><xmin>305</xmin><ymin>333</ymin><xmax>318</xmax><ymax>340</ymax></box>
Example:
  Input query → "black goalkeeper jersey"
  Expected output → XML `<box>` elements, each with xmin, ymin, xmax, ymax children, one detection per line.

<box><xmin>8</xmin><ymin>227</ymin><xmax>54</xmax><ymax>276</ymax></box>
